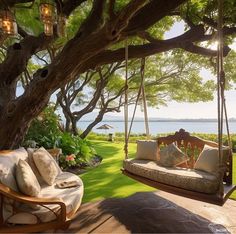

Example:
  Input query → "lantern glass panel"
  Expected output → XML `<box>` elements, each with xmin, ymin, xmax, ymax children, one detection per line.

<box><xmin>44</xmin><ymin>23</ymin><xmax>53</xmax><ymax>36</ymax></box>
<box><xmin>0</xmin><ymin>10</ymin><xmax>17</xmax><ymax>35</ymax></box>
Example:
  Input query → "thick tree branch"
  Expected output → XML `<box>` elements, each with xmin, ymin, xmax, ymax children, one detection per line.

<box><xmin>124</xmin><ymin>0</ymin><xmax>187</xmax><ymax>35</ymax></box>
<box><xmin>77</xmin><ymin>0</ymin><xmax>106</xmax><ymax>39</ymax></box>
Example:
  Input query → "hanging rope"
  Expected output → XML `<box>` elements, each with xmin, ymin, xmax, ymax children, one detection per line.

<box><xmin>124</xmin><ymin>39</ymin><xmax>129</xmax><ymax>159</ymax></box>
<box><xmin>128</xmin><ymin>57</ymin><xmax>148</xmax><ymax>140</ymax></box>
<box><xmin>140</xmin><ymin>57</ymin><xmax>150</xmax><ymax>139</ymax></box>
<box><xmin>128</xmin><ymin>72</ymin><xmax>143</xmax><ymax>140</ymax></box>
<box><xmin>216</xmin><ymin>0</ymin><xmax>233</xmax><ymax>195</ymax></box>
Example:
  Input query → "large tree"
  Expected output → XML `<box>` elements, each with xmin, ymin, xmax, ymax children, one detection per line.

<box><xmin>0</xmin><ymin>0</ymin><xmax>236</xmax><ymax>149</ymax></box>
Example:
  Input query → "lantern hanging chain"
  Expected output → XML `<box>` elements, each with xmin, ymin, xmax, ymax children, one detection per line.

<box><xmin>124</xmin><ymin>39</ymin><xmax>129</xmax><ymax>159</ymax></box>
<box><xmin>56</xmin><ymin>0</ymin><xmax>63</xmax><ymax>14</ymax></box>
<box><xmin>1</xmin><ymin>0</ymin><xmax>9</xmax><ymax>10</ymax></box>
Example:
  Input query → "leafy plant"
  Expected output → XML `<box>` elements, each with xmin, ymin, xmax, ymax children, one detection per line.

<box><xmin>24</xmin><ymin>104</ymin><xmax>62</xmax><ymax>149</ymax></box>
<box><xmin>58</xmin><ymin>132</ymin><xmax>96</xmax><ymax>163</ymax></box>
<box><xmin>24</xmin><ymin>105</ymin><xmax>97</xmax><ymax>168</ymax></box>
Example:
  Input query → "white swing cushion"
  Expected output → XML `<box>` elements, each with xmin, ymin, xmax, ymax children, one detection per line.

<box><xmin>123</xmin><ymin>159</ymin><xmax>220</xmax><ymax>194</ymax></box>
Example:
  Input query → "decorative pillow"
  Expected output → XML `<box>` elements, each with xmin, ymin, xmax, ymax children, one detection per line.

<box><xmin>33</xmin><ymin>147</ymin><xmax>59</xmax><ymax>185</ymax></box>
<box><xmin>0</xmin><ymin>147</ymin><xmax>28</xmax><ymax>191</ymax></box>
<box><xmin>27</xmin><ymin>148</ymin><xmax>45</xmax><ymax>185</ymax></box>
<box><xmin>159</xmin><ymin>143</ymin><xmax>188</xmax><ymax>167</ymax></box>
<box><xmin>194</xmin><ymin>144</ymin><xmax>230</xmax><ymax>174</ymax></box>
<box><xmin>16</xmin><ymin>159</ymin><xmax>41</xmax><ymax>196</ymax></box>
<box><xmin>135</xmin><ymin>140</ymin><xmax>159</xmax><ymax>161</ymax></box>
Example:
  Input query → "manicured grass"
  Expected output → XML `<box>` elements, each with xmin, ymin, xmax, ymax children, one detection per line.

<box><xmin>80</xmin><ymin>141</ymin><xmax>236</xmax><ymax>202</ymax></box>
<box><xmin>80</xmin><ymin>141</ymin><xmax>154</xmax><ymax>202</ymax></box>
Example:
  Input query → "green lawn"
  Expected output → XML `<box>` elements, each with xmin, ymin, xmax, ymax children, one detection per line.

<box><xmin>80</xmin><ymin>140</ymin><xmax>236</xmax><ymax>203</ymax></box>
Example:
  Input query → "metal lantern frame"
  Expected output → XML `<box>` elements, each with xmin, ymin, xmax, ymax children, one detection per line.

<box><xmin>39</xmin><ymin>0</ymin><xmax>56</xmax><ymax>24</ymax></box>
<box><xmin>0</xmin><ymin>9</ymin><xmax>17</xmax><ymax>36</ymax></box>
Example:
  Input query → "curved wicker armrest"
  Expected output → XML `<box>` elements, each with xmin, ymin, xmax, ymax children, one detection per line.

<box><xmin>0</xmin><ymin>183</ymin><xmax>67</xmax><ymax>221</ymax></box>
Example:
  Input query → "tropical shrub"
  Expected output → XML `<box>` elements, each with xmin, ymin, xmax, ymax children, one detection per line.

<box><xmin>24</xmin><ymin>105</ymin><xmax>97</xmax><ymax>168</ymax></box>
<box><xmin>58</xmin><ymin>132</ymin><xmax>96</xmax><ymax>161</ymax></box>
<box><xmin>24</xmin><ymin>105</ymin><xmax>62</xmax><ymax>149</ymax></box>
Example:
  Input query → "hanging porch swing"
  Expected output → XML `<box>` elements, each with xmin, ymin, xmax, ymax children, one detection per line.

<box><xmin>121</xmin><ymin>0</ymin><xmax>236</xmax><ymax>206</ymax></box>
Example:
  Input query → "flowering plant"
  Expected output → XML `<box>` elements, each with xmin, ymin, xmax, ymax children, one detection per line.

<box><xmin>59</xmin><ymin>154</ymin><xmax>77</xmax><ymax>169</ymax></box>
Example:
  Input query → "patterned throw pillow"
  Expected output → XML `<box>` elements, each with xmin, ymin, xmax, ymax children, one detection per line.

<box><xmin>194</xmin><ymin>144</ymin><xmax>230</xmax><ymax>174</ymax></box>
<box><xmin>16</xmin><ymin>159</ymin><xmax>41</xmax><ymax>196</ymax></box>
<box><xmin>135</xmin><ymin>140</ymin><xmax>159</xmax><ymax>161</ymax></box>
<box><xmin>33</xmin><ymin>147</ymin><xmax>59</xmax><ymax>185</ymax></box>
<box><xmin>159</xmin><ymin>143</ymin><xmax>188</xmax><ymax>167</ymax></box>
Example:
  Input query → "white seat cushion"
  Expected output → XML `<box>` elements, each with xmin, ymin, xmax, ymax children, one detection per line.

<box><xmin>17</xmin><ymin>172</ymin><xmax>84</xmax><ymax>223</ymax></box>
<box><xmin>123</xmin><ymin>159</ymin><xmax>220</xmax><ymax>194</ymax></box>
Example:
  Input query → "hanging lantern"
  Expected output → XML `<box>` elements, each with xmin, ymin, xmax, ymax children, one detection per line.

<box><xmin>39</xmin><ymin>0</ymin><xmax>55</xmax><ymax>24</ymax></box>
<box><xmin>57</xmin><ymin>14</ymin><xmax>66</xmax><ymax>37</ymax></box>
<box><xmin>0</xmin><ymin>10</ymin><xmax>17</xmax><ymax>36</ymax></box>
<box><xmin>39</xmin><ymin>0</ymin><xmax>56</xmax><ymax>36</ymax></box>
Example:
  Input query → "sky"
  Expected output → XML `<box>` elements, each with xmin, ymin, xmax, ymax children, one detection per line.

<box><xmin>102</xmin><ymin>21</ymin><xmax>236</xmax><ymax>120</ymax></box>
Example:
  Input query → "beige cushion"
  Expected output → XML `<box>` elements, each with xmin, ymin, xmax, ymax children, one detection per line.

<box><xmin>0</xmin><ymin>147</ymin><xmax>28</xmax><ymax>191</ymax></box>
<box><xmin>123</xmin><ymin>159</ymin><xmax>220</xmax><ymax>194</ymax></box>
<box><xmin>16</xmin><ymin>159</ymin><xmax>41</xmax><ymax>196</ymax></box>
<box><xmin>27</xmin><ymin>148</ymin><xmax>46</xmax><ymax>185</ymax></box>
<box><xmin>159</xmin><ymin>143</ymin><xmax>188</xmax><ymax>167</ymax></box>
<box><xmin>7</xmin><ymin>212</ymin><xmax>38</xmax><ymax>225</ymax></box>
<box><xmin>194</xmin><ymin>144</ymin><xmax>230</xmax><ymax>174</ymax></box>
<box><xmin>136</xmin><ymin>140</ymin><xmax>159</xmax><ymax>161</ymax></box>
<box><xmin>18</xmin><ymin>172</ymin><xmax>84</xmax><ymax>223</ymax></box>
<box><xmin>33</xmin><ymin>147</ymin><xmax>59</xmax><ymax>185</ymax></box>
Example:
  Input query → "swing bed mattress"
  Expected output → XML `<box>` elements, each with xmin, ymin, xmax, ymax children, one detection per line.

<box><xmin>123</xmin><ymin>159</ymin><xmax>220</xmax><ymax>194</ymax></box>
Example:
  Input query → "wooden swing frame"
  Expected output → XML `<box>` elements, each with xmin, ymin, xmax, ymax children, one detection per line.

<box><xmin>122</xmin><ymin>0</ymin><xmax>236</xmax><ymax>206</ymax></box>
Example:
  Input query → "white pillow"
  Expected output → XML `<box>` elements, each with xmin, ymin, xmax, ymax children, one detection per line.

<box><xmin>33</xmin><ymin>147</ymin><xmax>59</xmax><ymax>185</ymax></box>
<box><xmin>16</xmin><ymin>159</ymin><xmax>41</xmax><ymax>196</ymax></box>
<box><xmin>135</xmin><ymin>140</ymin><xmax>159</xmax><ymax>161</ymax></box>
<box><xmin>0</xmin><ymin>147</ymin><xmax>28</xmax><ymax>191</ymax></box>
<box><xmin>194</xmin><ymin>144</ymin><xmax>230</xmax><ymax>174</ymax></box>
<box><xmin>159</xmin><ymin>143</ymin><xmax>188</xmax><ymax>167</ymax></box>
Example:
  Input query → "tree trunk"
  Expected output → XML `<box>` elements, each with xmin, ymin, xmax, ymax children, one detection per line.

<box><xmin>71</xmin><ymin>119</ymin><xmax>79</xmax><ymax>136</ymax></box>
<box><xmin>80</xmin><ymin>109</ymin><xmax>106</xmax><ymax>139</ymax></box>
<box><xmin>0</xmin><ymin>92</ymin><xmax>50</xmax><ymax>149</ymax></box>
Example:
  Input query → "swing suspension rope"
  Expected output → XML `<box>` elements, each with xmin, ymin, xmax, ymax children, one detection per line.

<box><xmin>124</xmin><ymin>0</ymin><xmax>231</xmax><ymax>167</ymax></box>
<box><xmin>217</xmin><ymin>0</ymin><xmax>232</xmax><ymax>192</ymax></box>
<box><xmin>124</xmin><ymin>44</ymin><xmax>150</xmax><ymax>158</ymax></box>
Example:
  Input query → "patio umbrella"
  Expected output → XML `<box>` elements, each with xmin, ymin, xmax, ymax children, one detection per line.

<box><xmin>97</xmin><ymin>124</ymin><xmax>114</xmax><ymax>141</ymax></box>
<box><xmin>96</xmin><ymin>124</ymin><xmax>113</xmax><ymax>130</ymax></box>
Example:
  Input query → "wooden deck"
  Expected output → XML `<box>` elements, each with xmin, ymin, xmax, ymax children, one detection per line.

<box><xmin>53</xmin><ymin>191</ymin><xmax>236</xmax><ymax>233</ymax></box>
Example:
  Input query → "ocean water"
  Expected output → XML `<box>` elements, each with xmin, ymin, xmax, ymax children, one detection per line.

<box><xmin>77</xmin><ymin>121</ymin><xmax>236</xmax><ymax>135</ymax></box>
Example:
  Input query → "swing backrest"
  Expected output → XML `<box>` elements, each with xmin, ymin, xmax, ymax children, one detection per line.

<box><xmin>157</xmin><ymin>129</ymin><xmax>232</xmax><ymax>184</ymax></box>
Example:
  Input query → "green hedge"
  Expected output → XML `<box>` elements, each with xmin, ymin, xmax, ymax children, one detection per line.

<box><xmin>87</xmin><ymin>132</ymin><xmax>236</xmax><ymax>151</ymax></box>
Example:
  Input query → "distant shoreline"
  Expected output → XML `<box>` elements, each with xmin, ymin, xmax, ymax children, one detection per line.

<box><xmin>80</xmin><ymin>119</ymin><xmax>236</xmax><ymax>123</ymax></box>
